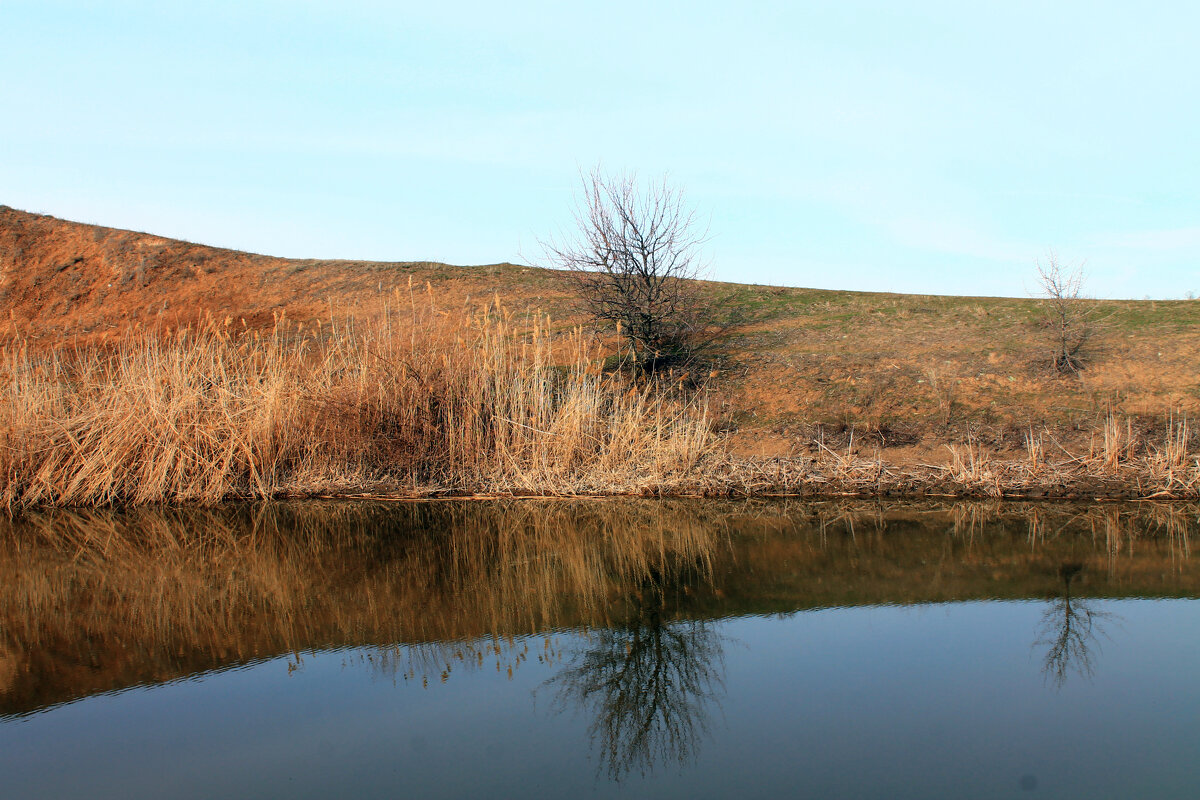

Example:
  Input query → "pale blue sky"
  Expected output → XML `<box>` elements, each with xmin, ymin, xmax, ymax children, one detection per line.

<box><xmin>2</xmin><ymin>1</ymin><xmax>1197</xmax><ymax>298</ymax></box>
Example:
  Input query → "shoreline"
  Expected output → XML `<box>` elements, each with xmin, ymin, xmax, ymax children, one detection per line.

<box><xmin>23</xmin><ymin>453</ymin><xmax>1190</xmax><ymax>509</ymax></box>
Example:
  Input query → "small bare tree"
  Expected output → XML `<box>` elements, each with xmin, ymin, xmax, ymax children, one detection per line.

<box><xmin>1036</xmin><ymin>252</ymin><xmax>1100</xmax><ymax>374</ymax></box>
<box><xmin>543</xmin><ymin>169</ymin><xmax>725</xmax><ymax>375</ymax></box>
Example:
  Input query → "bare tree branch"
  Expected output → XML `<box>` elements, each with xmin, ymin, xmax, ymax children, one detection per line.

<box><xmin>542</xmin><ymin>168</ymin><xmax>732</xmax><ymax>376</ymax></box>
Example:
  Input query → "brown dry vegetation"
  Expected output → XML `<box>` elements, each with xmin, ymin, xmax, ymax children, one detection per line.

<box><xmin>2</xmin><ymin>206</ymin><xmax>1199</xmax><ymax>502</ymax></box>
<box><xmin>0</xmin><ymin>298</ymin><xmax>711</xmax><ymax>507</ymax></box>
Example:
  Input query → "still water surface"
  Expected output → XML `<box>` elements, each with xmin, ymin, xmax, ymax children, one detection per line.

<box><xmin>2</xmin><ymin>500</ymin><xmax>1199</xmax><ymax>798</ymax></box>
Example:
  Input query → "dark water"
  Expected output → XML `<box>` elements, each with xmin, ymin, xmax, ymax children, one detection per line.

<box><xmin>2</xmin><ymin>500</ymin><xmax>1199</xmax><ymax>799</ymax></box>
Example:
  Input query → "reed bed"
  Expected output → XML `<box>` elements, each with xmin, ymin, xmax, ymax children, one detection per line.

<box><xmin>1</xmin><ymin>296</ymin><xmax>1197</xmax><ymax>507</ymax></box>
<box><xmin>0</xmin><ymin>296</ymin><xmax>715</xmax><ymax>508</ymax></box>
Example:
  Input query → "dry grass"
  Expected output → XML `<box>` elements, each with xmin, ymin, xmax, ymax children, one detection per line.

<box><xmin>945</xmin><ymin>432</ymin><xmax>1002</xmax><ymax>495</ymax></box>
<box><xmin>7</xmin><ymin>207</ymin><xmax>1200</xmax><ymax>463</ymax></box>
<box><xmin>0</xmin><ymin>293</ymin><xmax>715</xmax><ymax>508</ymax></box>
<box><xmin>1</xmin><ymin>290</ymin><xmax>1197</xmax><ymax>507</ymax></box>
<box><xmin>699</xmin><ymin>414</ymin><xmax>1199</xmax><ymax>499</ymax></box>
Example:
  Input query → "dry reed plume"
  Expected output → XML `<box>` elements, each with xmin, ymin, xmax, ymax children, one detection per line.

<box><xmin>0</xmin><ymin>292</ymin><xmax>715</xmax><ymax>508</ymax></box>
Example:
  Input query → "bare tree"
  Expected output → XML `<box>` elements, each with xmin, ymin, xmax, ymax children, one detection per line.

<box><xmin>542</xmin><ymin>168</ymin><xmax>728</xmax><ymax>375</ymax></box>
<box><xmin>1036</xmin><ymin>252</ymin><xmax>1100</xmax><ymax>374</ymax></box>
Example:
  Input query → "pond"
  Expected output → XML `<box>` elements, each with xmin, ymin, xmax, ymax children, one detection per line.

<box><xmin>2</xmin><ymin>500</ymin><xmax>1199</xmax><ymax>799</ymax></box>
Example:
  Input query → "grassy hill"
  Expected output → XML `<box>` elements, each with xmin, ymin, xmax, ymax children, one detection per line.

<box><xmin>2</xmin><ymin>205</ymin><xmax>1198</xmax><ymax>465</ymax></box>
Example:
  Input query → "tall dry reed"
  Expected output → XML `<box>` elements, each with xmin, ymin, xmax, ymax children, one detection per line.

<box><xmin>0</xmin><ymin>296</ymin><xmax>716</xmax><ymax>508</ymax></box>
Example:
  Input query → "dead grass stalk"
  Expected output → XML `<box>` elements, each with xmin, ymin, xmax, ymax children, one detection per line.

<box><xmin>0</xmin><ymin>297</ymin><xmax>715</xmax><ymax>508</ymax></box>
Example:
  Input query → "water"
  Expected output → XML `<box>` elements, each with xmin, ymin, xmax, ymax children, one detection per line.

<box><xmin>2</xmin><ymin>500</ymin><xmax>1199</xmax><ymax>798</ymax></box>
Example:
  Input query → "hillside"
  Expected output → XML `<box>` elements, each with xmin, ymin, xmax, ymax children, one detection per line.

<box><xmin>2</xmin><ymin>206</ymin><xmax>1198</xmax><ymax>461</ymax></box>
<box><xmin>0</xmin><ymin>205</ymin><xmax>569</xmax><ymax>341</ymax></box>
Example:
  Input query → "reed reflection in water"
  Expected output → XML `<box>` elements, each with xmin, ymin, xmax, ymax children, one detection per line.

<box><xmin>1</xmin><ymin>499</ymin><xmax>1198</xmax><ymax>724</ymax></box>
<box><xmin>0</xmin><ymin>499</ymin><xmax>727</xmax><ymax>716</ymax></box>
<box><xmin>2</xmin><ymin>500</ymin><xmax>1200</xmax><ymax>798</ymax></box>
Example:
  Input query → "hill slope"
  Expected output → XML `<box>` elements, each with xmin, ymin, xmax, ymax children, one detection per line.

<box><xmin>0</xmin><ymin>206</ymin><xmax>567</xmax><ymax>341</ymax></box>
<box><xmin>2</xmin><ymin>206</ymin><xmax>1198</xmax><ymax>458</ymax></box>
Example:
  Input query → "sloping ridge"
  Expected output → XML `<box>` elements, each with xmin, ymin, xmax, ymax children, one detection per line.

<box><xmin>0</xmin><ymin>206</ymin><xmax>549</xmax><ymax>344</ymax></box>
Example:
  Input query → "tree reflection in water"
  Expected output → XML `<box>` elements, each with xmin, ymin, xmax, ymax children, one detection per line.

<box><xmin>1034</xmin><ymin>563</ymin><xmax>1115</xmax><ymax>689</ymax></box>
<box><xmin>545</xmin><ymin>570</ymin><xmax>726</xmax><ymax>781</ymax></box>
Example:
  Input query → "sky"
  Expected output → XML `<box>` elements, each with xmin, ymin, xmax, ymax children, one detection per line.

<box><xmin>2</xmin><ymin>1</ymin><xmax>1197</xmax><ymax>299</ymax></box>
